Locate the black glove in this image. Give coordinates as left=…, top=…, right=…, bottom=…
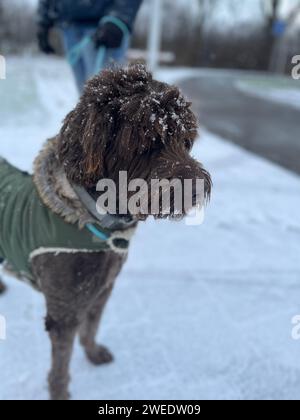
left=37, top=26, right=55, bottom=54
left=93, top=21, right=125, bottom=49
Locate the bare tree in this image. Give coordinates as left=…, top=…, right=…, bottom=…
left=197, top=0, right=220, bottom=35
left=0, top=0, right=4, bottom=37
left=263, top=0, right=281, bottom=24
left=260, top=0, right=300, bottom=70
left=197, top=0, right=220, bottom=65
left=258, top=0, right=283, bottom=69
left=0, top=0, right=36, bottom=52
left=286, top=2, right=300, bottom=27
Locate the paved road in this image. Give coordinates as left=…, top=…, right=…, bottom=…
left=179, top=70, right=300, bottom=175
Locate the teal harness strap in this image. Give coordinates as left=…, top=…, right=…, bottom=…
left=67, top=35, right=92, bottom=67
left=67, top=16, right=130, bottom=74
left=86, top=223, right=110, bottom=241
left=100, top=16, right=130, bottom=39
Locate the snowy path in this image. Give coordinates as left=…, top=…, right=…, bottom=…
left=1, top=57, right=300, bottom=400
left=179, top=70, right=300, bottom=175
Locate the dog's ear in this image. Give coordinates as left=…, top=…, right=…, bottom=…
left=80, top=106, right=108, bottom=182
left=58, top=65, right=153, bottom=186
left=58, top=102, right=108, bottom=187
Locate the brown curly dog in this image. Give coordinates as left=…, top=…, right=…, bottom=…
left=0, top=65, right=211, bottom=400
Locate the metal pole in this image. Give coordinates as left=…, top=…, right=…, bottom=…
left=147, top=0, right=163, bottom=74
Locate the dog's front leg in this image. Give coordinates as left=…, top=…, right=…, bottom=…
left=31, top=251, right=125, bottom=399
left=31, top=253, right=92, bottom=400
left=79, top=284, right=114, bottom=365
left=79, top=254, right=124, bottom=366
left=46, top=315, right=78, bottom=400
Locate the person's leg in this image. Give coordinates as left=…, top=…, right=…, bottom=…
left=79, top=27, right=100, bottom=83
left=63, top=25, right=112, bottom=89
left=62, top=24, right=131, bottom=92
left=61, top=26, right=87, bottom=92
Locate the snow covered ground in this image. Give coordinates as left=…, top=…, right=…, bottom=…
left=1, top=57, right=300, bottom=400
left=236, top=79, right=300, bottom=110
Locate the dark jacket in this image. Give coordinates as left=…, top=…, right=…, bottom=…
left=37, top=0, right=143, bottom=31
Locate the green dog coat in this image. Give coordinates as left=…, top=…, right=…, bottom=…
left=0, top=140, right=135, bottom=286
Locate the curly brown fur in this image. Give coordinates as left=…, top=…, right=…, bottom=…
left=58, top=64, right=211, bottom=217
left=2, top=64, right=211, bottom=400
left=31, top=250, right=124, bottom=400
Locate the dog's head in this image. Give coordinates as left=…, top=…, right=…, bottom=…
left=58, top=64, right=211, bottom=220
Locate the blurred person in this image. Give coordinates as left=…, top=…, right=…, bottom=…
left=37, top=0, right=143, bottom=92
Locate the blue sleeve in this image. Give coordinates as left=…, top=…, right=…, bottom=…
left=107, top=0, right=143, bottom=32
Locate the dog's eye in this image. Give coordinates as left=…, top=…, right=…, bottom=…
left=184, top=139, right=193, bottom=151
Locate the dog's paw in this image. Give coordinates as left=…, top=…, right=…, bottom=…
left=50, top=391, right=71, bottom=401
left=86, top=345, right=114, bottom=366
left=48, top=374, right=71, bottom=401
left=0, top=279, right=6, bottom=295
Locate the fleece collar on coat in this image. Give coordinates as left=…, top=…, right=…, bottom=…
left=33, top=138, right=137, bottom=254
left=33, top=137, right=95, bottom=229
